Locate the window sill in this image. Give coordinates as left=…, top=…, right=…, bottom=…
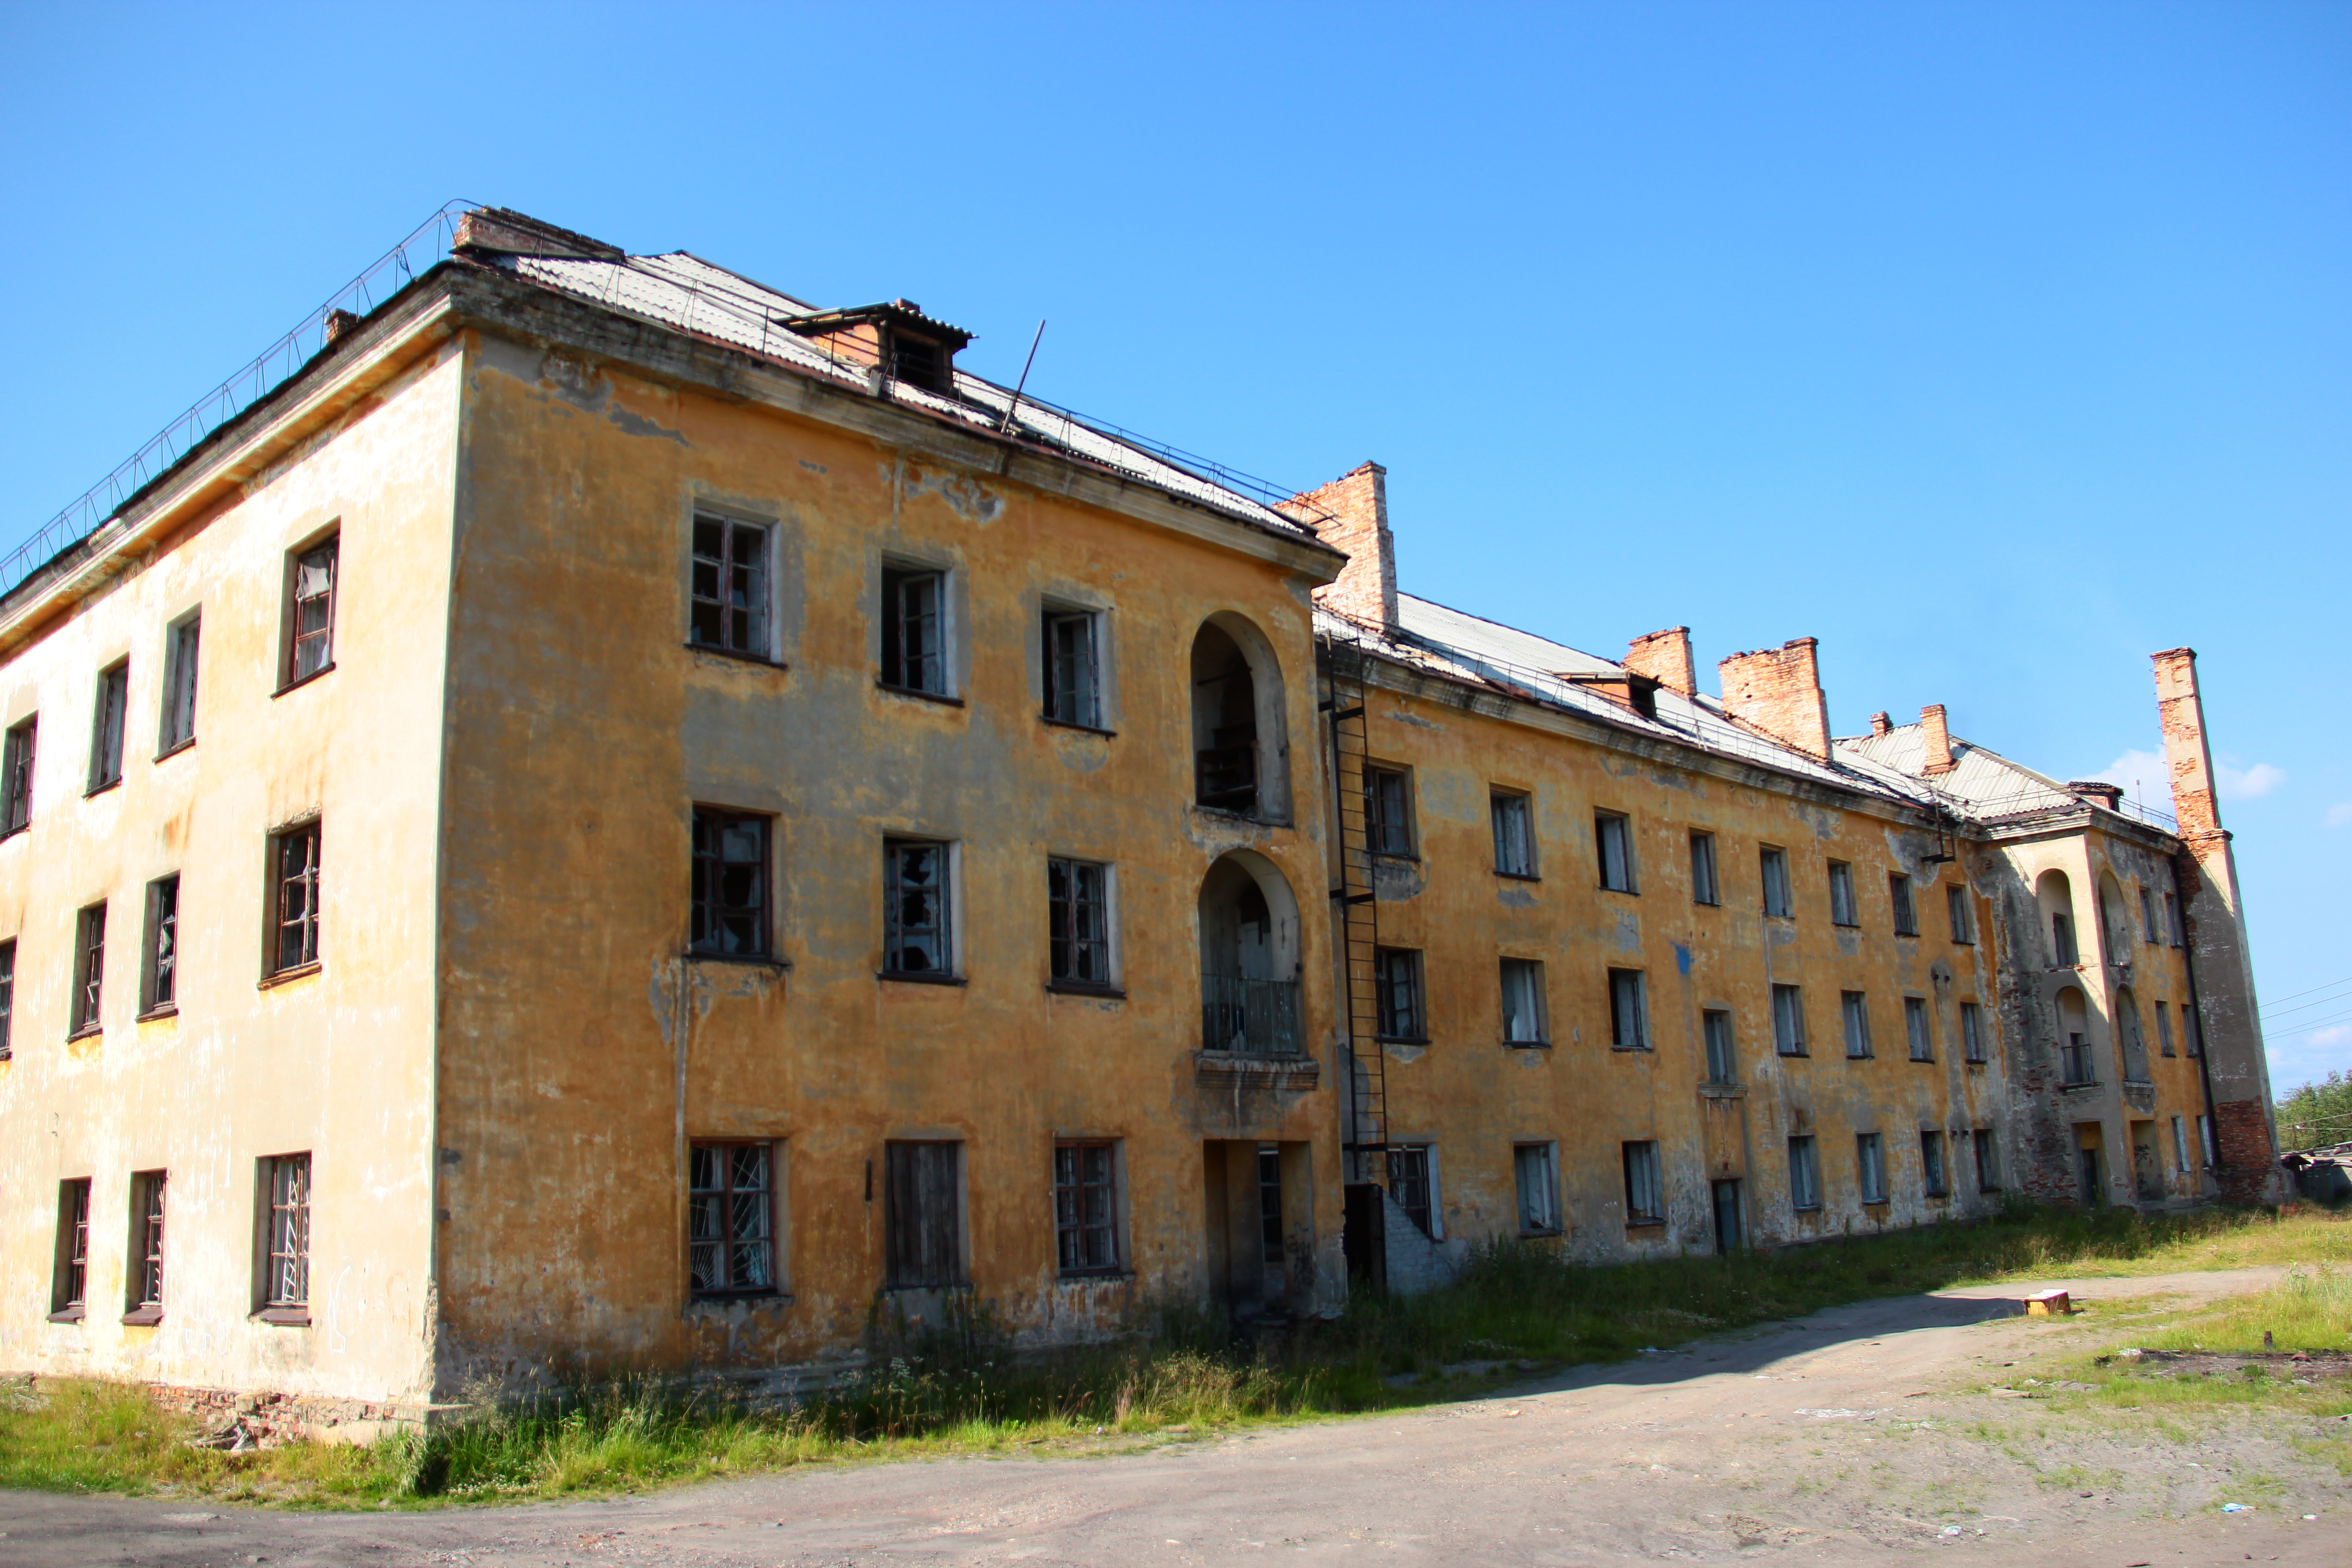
left=1625, top=1218, right=1667, bottom=1230
left=878, top=970, right=967, bottom=987
left=1764, top=911, right=1795, bottom=921
left=1376, top=1035, right=1431, bottom=1047
left=1909, top=1055, right=1936, bottom=1065
left=1503, top=1039, right=1551, bottom=1050
left=66, top=1024, right=102, bottom=1043
left=1598, top=885, right=1641, bottom=897
left=2060, top=1080, right=2101, bottom=1091
left=1831, top=920, right=1859, bottom=930
left=272, top=662, right=336, bottom=699
left=1792, top=1205, right=1823, bottom=1214
left=1056, top=1268, right=1134, bottom=1283
left=1860, top=1199, right=1890, bottom=1207
left=684, top=642, right=788, bottom=670
left=1041, top=715, right=1117, bottom=738
left=1924, top=1190, right=1951, bottom=1202
left=687, top=950, right=790, bottom=972
left=254, top=1307, right=311, bottom=1327
left=1692, top=897, right=1721, bottom=909
left=1194, top=1050, right=1318, bottom=1087
left=1950, top=938, right=1975, bottom=947
left=1965, top=1058, right=1989, bottom=1068
left=121, top=1305, right=164, bottom=1327
left=1845, top=1054, right=1873, bottom=1063
left=1494, top=870, right=1541, bottom=883
left=688, top=1289, right=789, bottom=1305
left=259, top=961, right=323, bottom=991
left=876, top=681, right=964, bottom=707
left=47, top=1307, right=85, bottom=1324
left=1190, top=804, right=1289, bottom=828
left=1046, top=980, right=1125, bottom=1000
left=154, top=737, right=196, bottom=764
left=1698, top=1082, right=1746, bottom=1098
left=1518, top=1226, right=1563, bottom=1239
left=0, top=824, right=24, bottom=843
left=137, top=1004, right=179, bottom=1023
left=883, top=1280, right=972, bottom=1294
left=1777, top=1049, right=1810, bottom=1059
left=1611, top=1044, right=1654, bottom=1053
left=85, top=778, right=122, bottom=799
left=1894, top=930, right=1921, bottom=941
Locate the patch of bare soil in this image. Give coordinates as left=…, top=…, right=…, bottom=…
left=2097, top=1348, right=2352, bottom=1380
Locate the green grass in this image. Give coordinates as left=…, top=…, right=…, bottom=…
left=4, top=1202, right=2343, bottom=1509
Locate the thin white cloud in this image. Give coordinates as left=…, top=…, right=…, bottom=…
left=2325, top=803, right=2352, bottom=830
left=2216, top=760, right=2285, bottom=800
left=2087, top=747, right=2285, bottom=810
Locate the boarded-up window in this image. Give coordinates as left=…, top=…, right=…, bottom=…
left=688, top=1142, right=777, bottom=1297
left=885, top=1141, right=963, bottom=1288
left=1054, top=1141, right=1120, bottom=1273
left=689, top=515, right=770, bottom=655
left=271, top=823, right=322, bottom=974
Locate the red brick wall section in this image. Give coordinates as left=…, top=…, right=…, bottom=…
left=1626, top=627, right=1696, bottom=697
left=2212, top=1098, right=2277, bottom=1205
left=1920, top=704, right=1957, bottom=774
left=1717, top=638, right=1831, bottom=761
left=2153, top=648, right=2223, bottom=841
left=1284, top=462, right=1396, bottom=632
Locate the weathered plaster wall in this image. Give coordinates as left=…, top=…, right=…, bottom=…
left=427, top=332, right=1344, bottom=1390
left=0, top=348, right=460, bottom=1405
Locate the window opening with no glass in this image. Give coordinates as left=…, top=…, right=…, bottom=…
left=159, top=615, right=201, bottom=754
left=88, top=662, right=127, bottom=792
left=260, top=1153, right=311, bottom=1316
left=690, top=810, right=770, bottom=957
left=1048, top=858, right=1111, bottom=987
left=52, top=1179, right=90, bottom=1318
left=881, top=567, right=946, bottom=694
left=884, top=839, right=952, bottom=976
left=271, top=823, right=321, bottom=975
left=2, top=718, right=36, bottom=836
left=128, top=1171, right=167, bottom=1318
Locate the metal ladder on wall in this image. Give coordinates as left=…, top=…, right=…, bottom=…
left=1321, top=636, right=1388, bottom=1186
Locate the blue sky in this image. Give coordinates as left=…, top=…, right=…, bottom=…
left=3, top=2, right=2345, bottom=1092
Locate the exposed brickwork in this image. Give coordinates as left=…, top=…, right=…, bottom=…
left=2212, top=1098, right=2278, bottom=1204
left=2068, top=780, right=2123, bottom=810
left=20, top=1377, right=437, bottom=1446
left=1284, top=462, right=1396, bottom=632
left=1625, top=627, right=1696, bottom=697
left=1869, top=710, right=1892, bottom=738
left=1717, top=638, right=1830, bottom=760
left=1920, top=704, right=1956, bottom=775
left=2153, top=648, right=2222, bottom=841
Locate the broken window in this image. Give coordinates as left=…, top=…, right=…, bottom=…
left=143, top=875, right=179, bottom=1014
left=1703, top=1009, right=1735, bottom=1084
left=1596, top=811, right=1635, bottom=892
left=2171, top=1116, right=2190, bottom=1174
left=1048, top=858, right=1112, bottom=988
left=2164, top=892, right=2185, bottom=947
left=270, top=822, right=322, bottom=975
left=1772, top=983, right=1807, bottom=1056
left=1946, top=883, right=1973, bottom=944
left=1759, top=846, right=1792, bottom=917
left=689, top=514, right=771, bottom=656
left=2050, top=911, right=2078, bottom=967
left=1856, top=1132, right=1887, bottom=1203
left=260, top=1153, right=310, bottom=1316
left=1920, top=1131, right=1948, bottom=1196
left=1364, top=766, right=1413, bottom=855
left=1514, top=1143, right=1560, bottom=1234
left=1042, top=608, right=1102, bottom=727
left=688, top=1142, right=777, bottom=1298
left=1961, top=1000, right=1986, bottom=1063
left=880, top=566, right=946, bottom=694
left=128, top=1171, right=166, bottom=1318
left=0, top=939, right=12, bottom=1058
left=1499, top=957, right=1547, bottom=1045
left=1689, top=831, right=1719, bottom=906
left=1191, top=622, right=1262, bottom=814
left=1608, top=968, right=1650, bottom=1049
left=1889, top=873, right=1918, bottom=936
left=690, top=809, right=770, bottom=958
left=2138, top=885, right=2160, bottom=943
left=1622, top=1141, right=1664, bottom=1225
left=87, top=661, right=127, bottom=793
left=2, top=717, right=34, bottom=836
left=52, top=1178, right=90, bottom=1319
left=1387, top=1146, right=1434, bottom=1237
left=2155, top=1001, right=2175, bottom=1057
left=884, top=1141, right=963, bottom=1288
left=1054, top=1141, right=1121, bottom=1274
left=1841, top=990, right=1872, bottom=1059
left=71, top=902, right=106, bottom=1036
left=1904, top=996, right=1932, bottom=1061
left=884, top=839, right=952, bottom=977
left=1827, top=860, right=1857, bottom=926
left=1786, top=1136, right=1821, bottom=1210
left=1373, top=947, right=1424, bottom=1040
left=285, top=536, right=338, bottom=686
left=1491, top=790, right=1534, bottom=877
left=158, top=613, right=200, bottom=755
left=1973, top=1129, right=2001, bottom=1191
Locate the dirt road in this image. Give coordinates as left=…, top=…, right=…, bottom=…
left=3, top=1266, right=2340, bottom=1567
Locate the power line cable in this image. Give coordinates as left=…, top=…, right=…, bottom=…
left=2260, top=974, right=2352, bottom=1009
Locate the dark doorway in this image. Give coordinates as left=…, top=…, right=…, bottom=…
left=1711, top=1179, right=1744, bottom=1254
left=2078, top=1144, right=2105, bottom=1209
left=1343, top=1181, right=1388, bottom=1289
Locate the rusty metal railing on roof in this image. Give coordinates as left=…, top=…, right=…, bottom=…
left=0, top=201, right=483, bottom=602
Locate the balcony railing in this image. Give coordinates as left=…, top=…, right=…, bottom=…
left=1201, top=973, right=1301, bottom=1055
left=2060, top=1042, right=2098, bottom=1086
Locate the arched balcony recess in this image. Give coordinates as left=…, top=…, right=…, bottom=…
left=1190, top=615, right=1290, bottom=822
left=1198, top=851, right=1302, bottom=1055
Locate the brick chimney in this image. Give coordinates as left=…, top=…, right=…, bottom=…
left=2153, top=648, right=2222, bottom=841
left=1716, top=638, right=1831, bottom=761
left=1869, top=711, right=1892, bottom=738
left=1284, top=462, right=1396, bottom=633
left=1626, top=627, right=1696, bottom=697
left=322, top=308, right=362, bottom=347
left=1920, top=704, right=1957, bottom=775
left=2068, top=780, right=2123, bottom=810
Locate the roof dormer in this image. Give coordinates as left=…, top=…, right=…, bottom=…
left=784, top=299, right=972, bottom=394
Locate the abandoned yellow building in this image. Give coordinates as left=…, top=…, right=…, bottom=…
left=0, top=209, right=2274, bottom=1423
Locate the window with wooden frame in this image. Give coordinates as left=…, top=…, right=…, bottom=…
left=688, top=514, right=772, bottom=657
left=2, top=717, right=35, bottom=837
left=1889, top=872, right=1919, bottom=936
left=1772, top=983, right=1806, bottom=1055
left=126, top=1171, right=166, bottom=1322
left=1786, top=1136, right=1821, bottom=1210
left=1607, top=968, right=1650, bottom=1049
left=690, top=809, right=771, bottom=958
left=2164, top=892, right=2185, bottom=947
left=1759, top=846, right=1793, bottom=917
left=884, top=1140, right=964, bottom=1289
left=1946, top=883, right=1973, bottom=943
left=1622, top=1140, right=1665, bottom=1225
left=2138, top=885, right=2161, bottom=944
left=883, top=838, right=953, bottom=977
left=1904, top=995, right=1932, bottom=1061
left=1514, top=1142, right=1561, bottom=1234
left=158, top=613, right=201, bottom=755
left=1047, top=857, right=1112, bottom=989
left=2182, top=1004, right=2203, bottom=1058
left=688, top=1142, right=778, bottom=1298
left=1387, top=1146, right=1435, bottom=1236
left=880, top=565, right=947, bottom=695
left=1856, top=1132, right=1888, bottom=1202
left=71, top=902, right=106, bottom=1037
left=1688, top=830, right=1719, bottom=906
left=1827, top=860, right=1858, bottom=926
left=1363, top=765, right=1413, bottom=856
left=88, top=661, right=128, bottom=793
left=1490, top=790, right=1535, bottom=877
left=284, top=536, right=338, bottom=686
left=51, top=1178, right=90, bottom=1320
left=1499, top=957, right=1547, bottom=1045
left=269, top=822, right=322, bottom=975
left=1054, top=1140, right=1121, bottom=1274
left=1595, top=811, right=1636, bottom=892
left=1840, top=991, right=1872, bottom=1058
left=2156, top=1000, right=2176, bottom=1057
left=0, top=938, right=14, bottom=1060
left=1961, top=1000, right=1986, bottom=1063
left=143, top=876, right=179, bottom=1014
left=1703, top=1009, right=1735, bottom=1084
left=1920, top=1131, right=1948, bottom=1197
left=1041, top=606, right=1103, bottom=728
left=1373, top=947, right=1425, bottom=1040
left=258, top=1153, right=310, bottom=1320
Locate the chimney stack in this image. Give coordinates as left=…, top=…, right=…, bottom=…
left=1284, top=462, right=1397, bottom=633
left=1716, top=638, right=1831, bottom=761
left=1626, top=627, right=1696, bottom=697
left=2153, top=648, right=2223, bottom=841
left=1869, top=711, right=1892, bottom=738
left=1920, top=704, right=1957, bottom=775
left=322, top=308, right=362, bottom=347
left=2068, top=780, right=2124, bottom=810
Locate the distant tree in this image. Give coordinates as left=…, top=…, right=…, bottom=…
left=2276, top=1070, right=2352, bottom=1152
